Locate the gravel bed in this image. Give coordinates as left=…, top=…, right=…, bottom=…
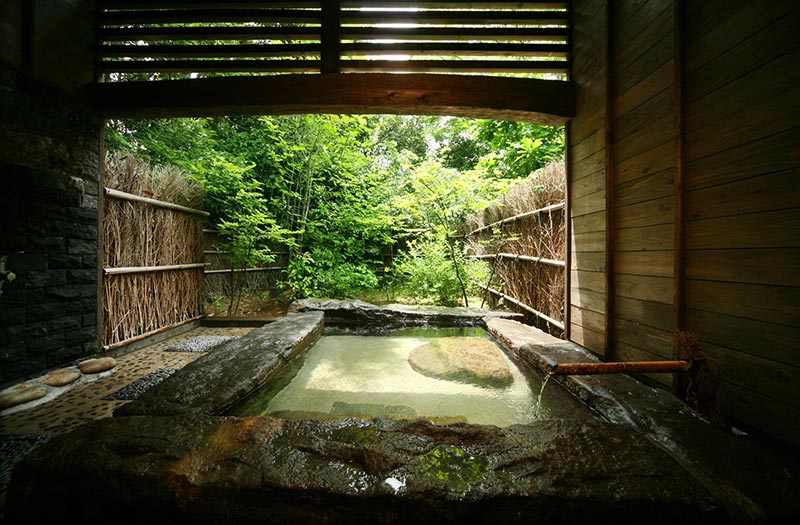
left=104, top=368, right=178, bottom=401
left=167, top=336, right=238, bottom=353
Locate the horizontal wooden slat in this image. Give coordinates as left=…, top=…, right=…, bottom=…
left=685, top=209, right=800, bottom=250
left=570, top=304, right=605, bottom=333
left=615, top=195, right=674, bottom=229
left=100, top=43, right=321, bottom=58
left=569, top=322, right=605, bottom=356
left=342, top=27, right=569, bottom=42
left=340, top=43, right=568, bottom=58
left=615, top=296, right=672, bottom=331
left=342, top=1, right=568, bottom=8
left=686, top=170, right=800, bottom=221
left=100, top=9, right=322, bottom=25
left=570, top=269, right=605, bottom=294
left=100, top=26, right=321, bottom=41
left=614, top=250, right=673, bottom=278
left=686, top=309, right=800, bottom=367
left=339, top=60, right=568, bottom=74
left=615, top=274, right=672, bottom=304
left=685, top=280, right=800, bottom=328
left=570, top=210, right=605, bottom=234
left=340, top=10, right=569, bottom=25
left=615, top=168, right=675, bottom=208
left=99, top=59, right=322, bottom=73
left=685, top=248, right=800, bottom=287
left=570, top=285, right=605, bottom=311
left=614, top=318, right=673, bottom=359
left=615, top=223, right=673, bottom=252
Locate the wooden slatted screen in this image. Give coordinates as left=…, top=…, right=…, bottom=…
left=98, top=0, right=569, bottom=78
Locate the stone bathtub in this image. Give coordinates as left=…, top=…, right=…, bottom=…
left=6, top=300, right=799, bottom=523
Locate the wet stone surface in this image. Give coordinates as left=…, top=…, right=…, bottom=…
left=6, top=415, right=725, bottom=524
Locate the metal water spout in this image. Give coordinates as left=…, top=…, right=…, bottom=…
left=550, top=360, right=691, bottom=376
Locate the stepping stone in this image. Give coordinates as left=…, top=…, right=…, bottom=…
left=78, top=357, right=117, bottom=374
left=0, top=384, right=49, bottom=409
left=37, top=369, right=81, bottom=387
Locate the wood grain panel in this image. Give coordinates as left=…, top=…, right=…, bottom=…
left=705, top=342, right=799, bottom=405
left=615, top=168, right=675, bottom=208
left=614, top=317, right=673, bottom=358
left=571, top=210, right=606, bottom=234
left=685, top=280, right=800, bottom=328
left=686, top=309, right=800, bottom=367
left=686, top=170, right=800, bottom=221
left=615, top=223, right=673, bottom=252
left=686, top=47, right=800, bottom=134
left=570, top=252, right=605, bottom=272
left=615, top=195, right=674, bottom=229
left=616, top=274, right=672, bottom=304
left=571, top=128, right=604, bottom=163
left=615, top=250, right=673, bottom=278
left=571, top=188, right=606, bottom=217
left=614, top=84, right=674, bottom=141
left=615, top=113, right=674, bottom=162
left=614, top=60, right=672, bottom=119
left=685, top=125, right=800, bottom=192
left=570, top=286, right=605, bottom=313
left=570, top=269, right=606, bottom=294
left=615, top=32, right=673, bottom=96
left=615, top=295, right=672, bottom=331
left=685, top=209, right=800, bottom=250
left=571, top=167, right=606, bottom=199
left=571, top=230, right=605, bottom=253
left=613, top=2, right=672, bottom=74
left=616, top=140, right=675, bottom=186
left=570, top=321, right=606, bottom=355
left=570, top=304, right=606, bottom=333
left=715, top=381, right=800, bottom=449
left=685, top=248, right=800, bottom=286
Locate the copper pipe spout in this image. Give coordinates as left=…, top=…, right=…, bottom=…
left=551, top=360, right=691, bottom=376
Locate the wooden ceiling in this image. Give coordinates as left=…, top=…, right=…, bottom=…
left=93, top=1, right=574, bottom=122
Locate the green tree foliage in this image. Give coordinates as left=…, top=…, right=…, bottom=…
left=105, top=114, right=564, bottom=305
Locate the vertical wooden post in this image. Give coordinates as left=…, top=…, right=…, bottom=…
left=672, top=0, right=687, bottom=392
left=603, top=0, right=616, bottom=358
left=564, top=0, right=573, bottom=341
left=96, top=124, right=106, bottom=352
left=321, top=0, right=341, bottom=73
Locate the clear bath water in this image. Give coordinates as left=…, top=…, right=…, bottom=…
left=231, top=327, right=586, bottom=427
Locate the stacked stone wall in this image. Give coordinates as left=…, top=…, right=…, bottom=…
left=0, top=65, right=101, bottom=384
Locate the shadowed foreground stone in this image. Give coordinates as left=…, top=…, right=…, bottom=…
left=408, top=337, right=513, bottom=387
left=6, top=415, right=724, bottom=524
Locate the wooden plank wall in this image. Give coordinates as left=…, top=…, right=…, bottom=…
left=568, top=0, right=608, bottom=356
left=569, top=0, right=800, bottom=448
left=0, top=0, right=96, bottom=95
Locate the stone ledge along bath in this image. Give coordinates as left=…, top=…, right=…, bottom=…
left=6, top=301, right=800, bottom=523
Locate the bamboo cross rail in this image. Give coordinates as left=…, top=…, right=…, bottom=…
left=479, top=284, right=565, bottom=330
left=468, top=252, right=565, bottom=268
left=104, top=187, right=210, bottom=217
left=204, top=266, right=287, bottom=275
left=551, top=360, right=691, bottom=376
left=466, top=201, right=565, bottom=237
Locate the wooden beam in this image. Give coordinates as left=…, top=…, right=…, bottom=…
left=104, top=187, right=210, bottom=216
left=321, top=0, right=341, bottom=73
left=88, top=74, right=575, bottom=125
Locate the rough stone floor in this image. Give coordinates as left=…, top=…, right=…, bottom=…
left=0, top=326, right=253, bottom=508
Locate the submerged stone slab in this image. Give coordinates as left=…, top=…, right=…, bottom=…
left=291, top=298, right=522, bottom=331
left=115, top=311, right=323, bottom=417
left=408, top=336, right=513, bottom=388
left=6, top=415, right=724, bottom=524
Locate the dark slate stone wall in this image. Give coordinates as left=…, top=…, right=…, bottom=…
left=0, top=65, right=101, bottom=384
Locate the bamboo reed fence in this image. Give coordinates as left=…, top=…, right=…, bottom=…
left=102, top=153, right=207, bottom=346
left=465, top=160, right=566, bottom=336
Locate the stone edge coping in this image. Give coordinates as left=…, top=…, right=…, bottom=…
left=114, top=311, right=324, bottom=418
left=485, top=317, right=800, bottom=522
left=291, top=298, right=524, bottom=325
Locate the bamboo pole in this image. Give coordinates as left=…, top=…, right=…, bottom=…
left=466, top=201, right=565, bottom=237
left=102, top=314, right=206, bottom=352
left=479, top=284, right=565, bottom=330
left=104, top=263, right=207, bottom=275
left=104, top=187, right=210, bottom=217
left=469, top=253, right=565, bottom=268
left=551, top=360, right=690, bottom=376
left=204, top=266, right=287, bottom=275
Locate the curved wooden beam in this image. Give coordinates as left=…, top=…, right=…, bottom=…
left=89, top=73, right=574, bottom=124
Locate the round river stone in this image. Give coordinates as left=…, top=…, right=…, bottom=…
left=408, top=336, right=513, bottom=388
left=0, top=384, right=49, bottom=409
left=78, top=357, right=117, bottom=374
left=38, top=369, right=81, bottom=387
